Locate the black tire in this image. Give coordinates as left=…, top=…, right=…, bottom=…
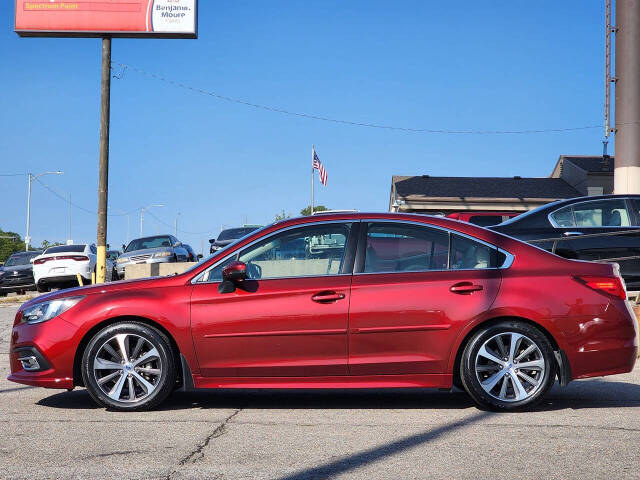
left=0, top=291, right=6, bottom=297
left=36, top=282, right=49, bottom=293
left=81, top=322, right=177, bottom=411
left=460, top=320, right=556, bottom=411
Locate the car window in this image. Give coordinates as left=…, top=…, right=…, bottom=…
left=125, top=236, right=173, bottom=252
left=44, top=245, right=86, bottom=254
left=450, top=234, right=497, bottom=270
left=549, top=205, right=574, bottom=227
left=237, top=223, right=351, bottom=279
left=364, top=223, right=449, bottom=273
left=572, top=199, right=630, bottom=227
left=468, top=215, right=503, bottom=227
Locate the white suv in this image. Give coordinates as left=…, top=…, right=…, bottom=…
left=33, top=244, right=114, bottom=292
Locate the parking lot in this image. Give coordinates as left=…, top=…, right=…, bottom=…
left=0, top=304, right=638, bottom=479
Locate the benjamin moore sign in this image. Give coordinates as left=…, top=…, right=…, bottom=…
left=15, top=0, right=198, bottom=38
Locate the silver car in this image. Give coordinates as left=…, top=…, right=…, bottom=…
left=116, top=234, right=189, bottom=279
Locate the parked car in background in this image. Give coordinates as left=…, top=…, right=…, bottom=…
left=183, top=244, right=200, bottom=262
left=9, top=213, right=637, bottom=411
left=490, top=194, right=640, bottom=290
left=447, top=211, right=519, bottom=227
left=0, top=250, right=42, bottom=296
left=116, top=234, right=189, bottom=279
left=106, top=250, right=121, bottom=263
left=33, top=244, right=114, bottom=292
left=209, top=226, right=262, bottom=254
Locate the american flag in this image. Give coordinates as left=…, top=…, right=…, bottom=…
left=313, top=150, right=328, bottom=186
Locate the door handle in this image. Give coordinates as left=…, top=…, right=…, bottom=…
left=563, top=231, right=583, bottom=237
left=311, top=291, right=346, bottom=303
left=450, top=282, right=483, bottom=295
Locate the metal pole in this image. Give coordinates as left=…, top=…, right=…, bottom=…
left=25, top=173, right=32, bottom=251
left=68, top=193, right=72, bottom=243
left=605, top=0, right=613, bottom=141
left=140, top=208, right=144, bottom=237
left=311, top=145, right=315, bottom=215
left=615, top=0, right=640, bottom=193
left=96, top=37, right=111, bottom=283
left=126, top=214, right=130, bottom=245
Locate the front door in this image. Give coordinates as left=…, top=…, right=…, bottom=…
left=191, top=222, right=357, bottom=377
left=348, top=222, right=501, bottom=375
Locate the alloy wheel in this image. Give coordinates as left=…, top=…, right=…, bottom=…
left=474, top=332, right=545, bottom=402
left=92, top=333, right=163, bottom=403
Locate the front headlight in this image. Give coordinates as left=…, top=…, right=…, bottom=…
left=153, top=251, right=172, bottom=258
left=116, top=257, right=128, bottom=264
left=21, top=296, right=85, bottom=325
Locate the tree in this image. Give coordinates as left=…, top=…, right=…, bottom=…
left=274, top=209, right=292, bottom=222
left=40, top=240, right=64, bottom=250
left=0, top=228, right=26, bottom=264
left=300, top=205, right=329, bottom=216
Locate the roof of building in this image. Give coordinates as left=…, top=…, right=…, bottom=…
left=555, top=155, right=614, bottom=175
left=392, top=175, right=582, bottom=200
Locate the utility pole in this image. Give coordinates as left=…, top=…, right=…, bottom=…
left=96, top=37, right=111, bottom=283
left=68, top=193, right=72, bottom=244
left=25, top=171, right=63, bottom=251
left=615, top=0, right=640, bottom=193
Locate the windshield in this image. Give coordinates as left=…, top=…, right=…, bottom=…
left=45, top=245, right=86, bottom=254
left=217, top=227, right=259, bottom=242
left=125, top=236, right=173, bottom=252
left=4, top=252, right=40, bottom=266
left=497, top=200, right=562, bottom=226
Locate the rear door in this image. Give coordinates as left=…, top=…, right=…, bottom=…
left=348, top=221, right=502, bottom=375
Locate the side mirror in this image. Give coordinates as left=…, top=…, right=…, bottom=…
left=197, top=254, right=203, bottom=260
left=122, top=244, right=126, bottom=251
left=222, top=261, right=247, bottom=283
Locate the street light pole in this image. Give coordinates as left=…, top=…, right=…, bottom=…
left=139, top=204, right=164, bottom=237
left=25, top=170, right=63, bottom=251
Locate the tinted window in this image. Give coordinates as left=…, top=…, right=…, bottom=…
left=4, top=252, right=40, bottom=266
left=237, top=224, right=350, bottom=279
left=468, top=216, right=503, bottom=227
left=90, top=245, right=97, bottom=255
left=572, top=199, right=630, bottom=227
left=45, top=245, right=86, bottom=254
left=450, top=235, right=497, bottom=270
left=217, top=227, right=259, bottom=241
left=125, top=236, right=172, bottom=252
left=364, top=223, right=449, bottom=273
left=550, top=206, right=574, bottom=227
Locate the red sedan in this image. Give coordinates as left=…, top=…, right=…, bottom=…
left=8, top=213, right=638, bottom=411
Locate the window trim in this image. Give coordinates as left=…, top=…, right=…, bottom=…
left=548, top=197, right=634, bottom=229
left=191, top=220, right=356, bottom=284
left=354, top=219, right=514, bottom=275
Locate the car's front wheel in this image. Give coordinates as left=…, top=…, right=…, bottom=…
left=460, top=321, right=556, bottom=411
left=81, top=322, right=177, bottom=411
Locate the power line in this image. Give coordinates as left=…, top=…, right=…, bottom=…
left=113, top=61, right=604, bottom=135
left=145, top=209, right=211, bottom=235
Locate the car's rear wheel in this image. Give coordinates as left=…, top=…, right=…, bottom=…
left=81, top=322, right=177, bottom=411
left=36, top=282, right=49, bottom=293
left=460, top=321, right=556, bottom=411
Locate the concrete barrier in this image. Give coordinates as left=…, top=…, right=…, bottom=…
left=124, top=262, right=197, bottom=280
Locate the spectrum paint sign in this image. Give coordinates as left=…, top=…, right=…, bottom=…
left=15, top=0, right=197, bottom=38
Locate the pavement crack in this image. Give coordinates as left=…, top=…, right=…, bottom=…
left=166, top=408, right=242, bottom=479
left=81, top=449, right=147, bottom=460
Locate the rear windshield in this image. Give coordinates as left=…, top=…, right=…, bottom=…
left=4, top=252, right=41, bottom=266
left=125, top=236, right=173, bottom=252
left=217, top=227, right=259, bottom=241
left=45, top=245, right=86, bottom=254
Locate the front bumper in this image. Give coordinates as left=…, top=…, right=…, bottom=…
left=0, top=276, right=35, bottom=292
left=8, top=314, right=81, bottom=390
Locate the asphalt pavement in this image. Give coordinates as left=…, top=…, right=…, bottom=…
left=1, top=303, right=639, bottom=480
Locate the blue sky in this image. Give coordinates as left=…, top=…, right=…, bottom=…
left=0, top=1, right=607, bottom=254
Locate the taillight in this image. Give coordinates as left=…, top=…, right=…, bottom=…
left=33, top=255, right=88, bottom=264
left=34, top=258, right=48, bottom=265
left=70, top=255, right=89, bottom=261
left=575, top=276, right=627, bottom=300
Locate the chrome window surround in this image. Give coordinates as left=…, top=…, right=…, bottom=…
left=191, top=220, right=354, bottom=284
left=357, top=218, right=514, bottom=275
left=548, top=197, right=634, bottom=229
left=191, top=219, right=515, bottom=284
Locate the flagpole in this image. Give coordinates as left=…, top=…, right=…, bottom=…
left=311, top=145, right=315, bottom=215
